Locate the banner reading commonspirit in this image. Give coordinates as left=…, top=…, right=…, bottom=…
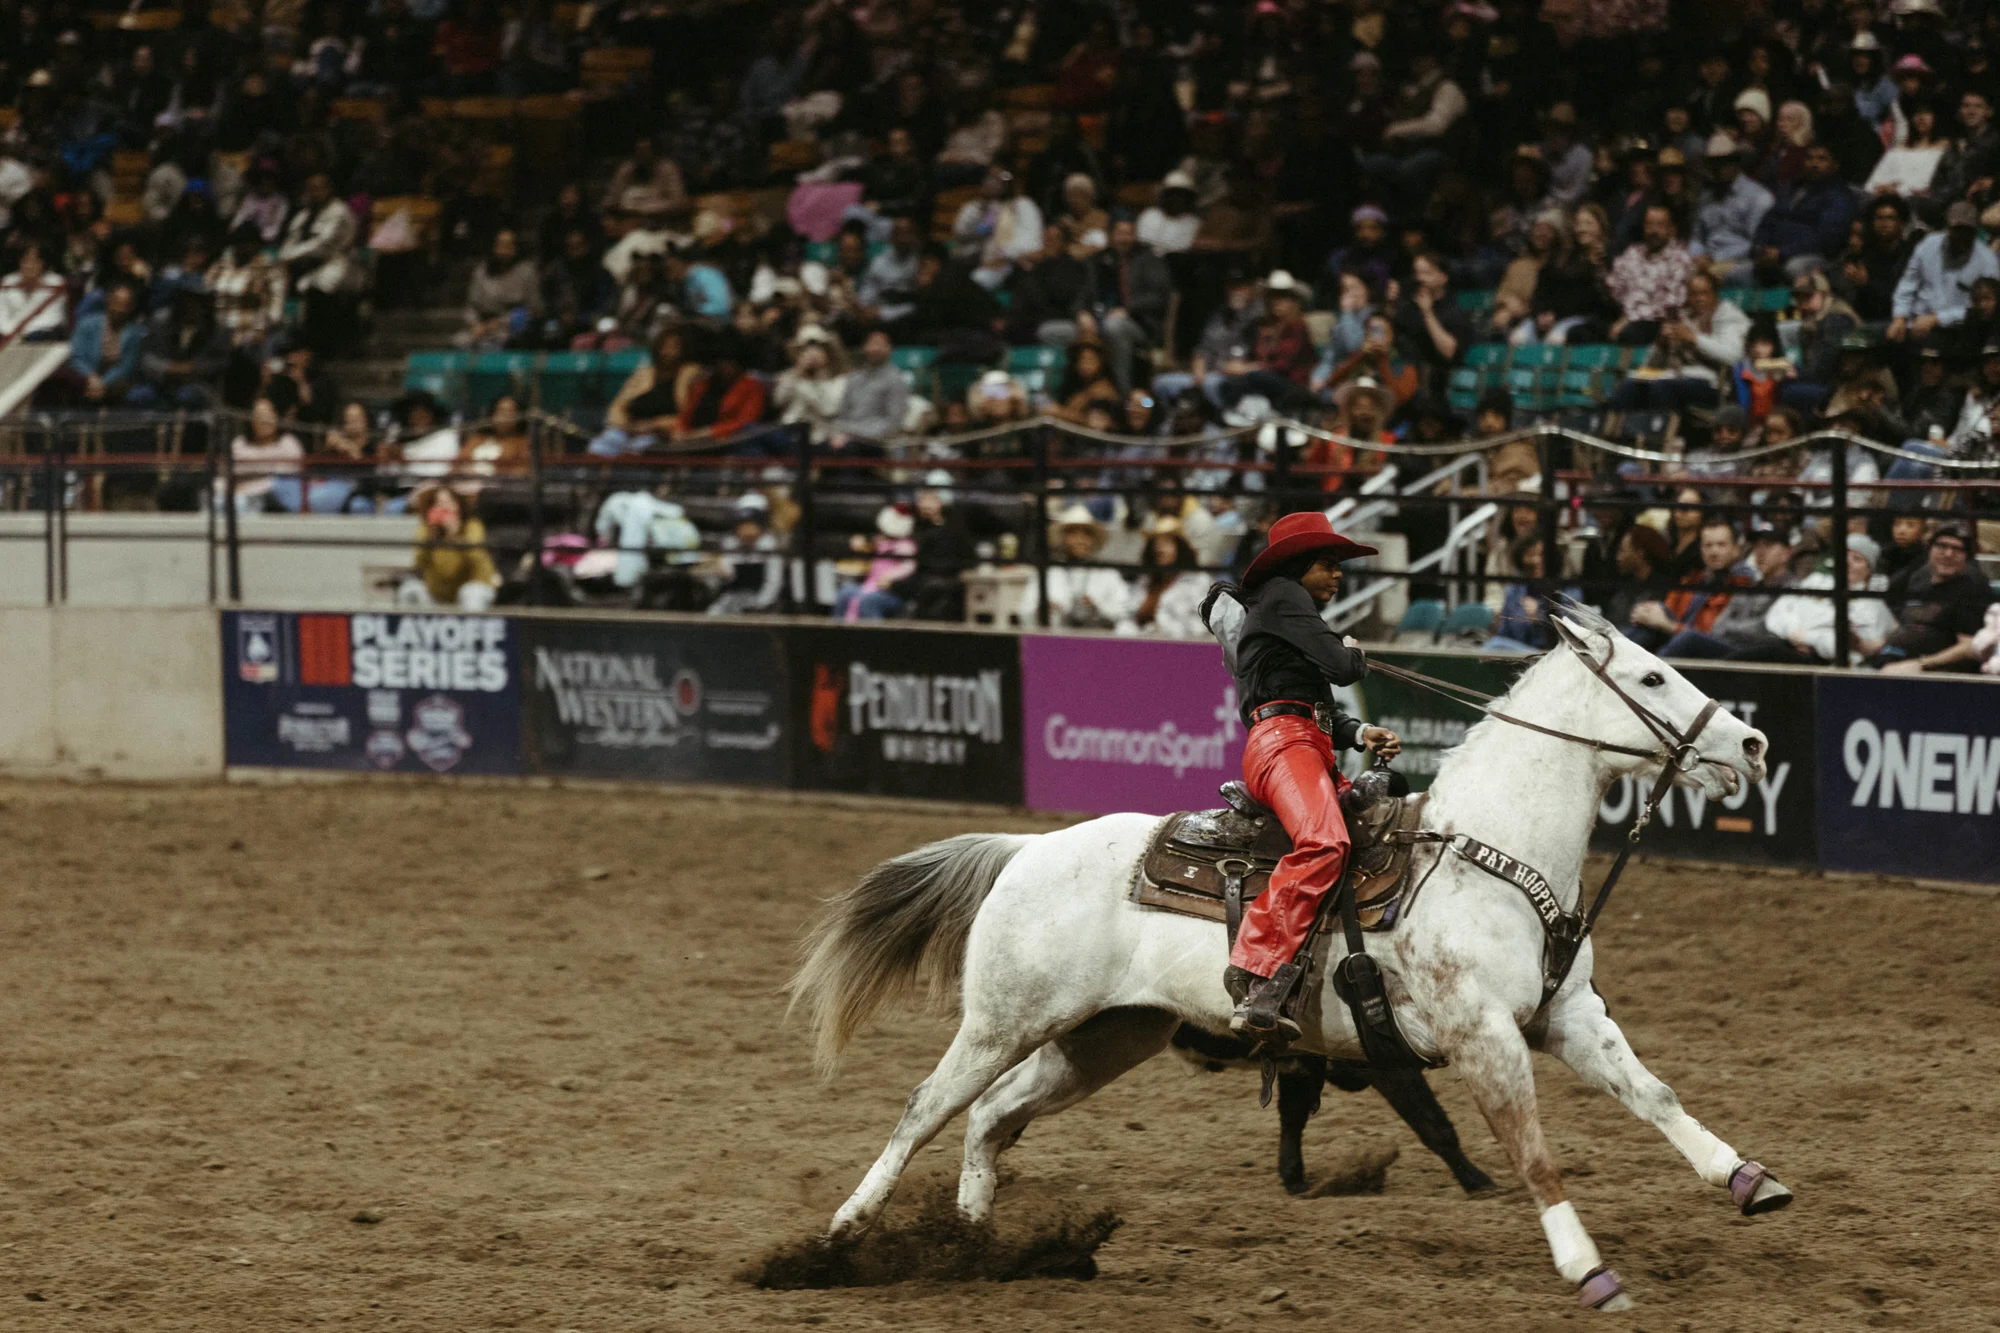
left=222, top=610, right=523, bottom=774
left=1021, top=635, right=1245, bottom=815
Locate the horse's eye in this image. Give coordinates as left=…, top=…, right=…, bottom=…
left=1641, top=672, right=1665, bottom=688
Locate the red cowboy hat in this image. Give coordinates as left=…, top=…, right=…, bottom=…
left=1241, top=512, right=1378, bottom=588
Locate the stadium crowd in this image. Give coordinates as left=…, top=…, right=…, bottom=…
left=0, top=0, right=1996, bottom=668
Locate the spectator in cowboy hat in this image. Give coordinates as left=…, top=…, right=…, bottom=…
left=1130, top=516, right=1210, bottom=639
left=1689, top=131, right=1773, bottom=286
left=1215, top=270, right=1315, bottom=412
left=1021, top=503, right=1137, bottom=632
left=1137, top=170, right=1201, bottom=256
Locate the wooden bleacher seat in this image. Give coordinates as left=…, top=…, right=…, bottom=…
left=1004, top=84, right=1054, bottom=110
left=768, top=139, right=821, bottom=173
left=1117, top=181, right=1159, bottom=211
left=452, top=97, right=516, bottom=121
left=104, top=197, right=144, bottom=226
left=331, top=98, right=388, bottom=123
left=580, top=47, right=653, bottom=92
left=516, top=94, right=580, bottom=120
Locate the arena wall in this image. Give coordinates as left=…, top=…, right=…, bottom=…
left=0, top=606, right=222, bottom=778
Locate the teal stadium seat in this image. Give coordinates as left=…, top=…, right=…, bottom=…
left=1753, top=287, right=1794, bottom=313
left=1510, top=343, right=1563, bottom=369
left=1396, top=599, right=1448, bottom=639
left=1440, top=601, right=1495, bottom=641
left=1556, top=369, right=1598, bottom=408
left=536, top=351, right=599, bottom=413
left=890, top=345, right=939, bottom=394
left=1447, top=366, right=1482, bottom=412
left=403, top=351, right=467, bottom=405
left=467, top=351, right=537, bottom=414
left=1455, top=290, right=1496, bottom=314
left=1008, top=345, right=1064, bottom=396
left=1465, top=343, right=1508, bottom=369
left=1562, top=343, right=1620, bottom=371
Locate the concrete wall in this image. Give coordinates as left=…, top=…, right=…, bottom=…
left=0, top=514, right=415, bottom=609
left=0, top=607, right=222, bottom=778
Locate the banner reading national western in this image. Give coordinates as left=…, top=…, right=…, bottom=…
left=1022, top=635, right=1244, bottom=815
left=786, top=625, right=1023, bottom=803
left=520, top=618, right=788, bottom=785
left=1815, top=673, right=2000, bottom=885
left=222, top=610, right=522, bottom=774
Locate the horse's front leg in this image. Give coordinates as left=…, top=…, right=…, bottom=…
left=1447, top=1008, right=1633, bottom=1311
left=1542, top=982, right=1794, bottom=1216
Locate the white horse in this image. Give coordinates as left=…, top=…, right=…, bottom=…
left=791, top=610, right=1791, bottom=1311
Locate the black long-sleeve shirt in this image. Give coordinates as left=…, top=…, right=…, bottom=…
left=1230, top=577, right=1367, bottom=747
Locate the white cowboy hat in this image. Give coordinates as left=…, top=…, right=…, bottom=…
left=1263, top=269, right=1308, bottom=297
left=1334, top=375, right=1394, bottom=414
left=1161, top=169, right=1197, bottom=191
left=1050, top=503, right=1108, bottom=551
left=875, top=504, right=914, bottom=539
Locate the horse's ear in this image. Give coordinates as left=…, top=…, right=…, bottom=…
left=1552, top=614, right=1600, bottom=649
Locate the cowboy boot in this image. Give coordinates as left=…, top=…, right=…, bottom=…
left=1226, top=965, right=1303, bottom=1044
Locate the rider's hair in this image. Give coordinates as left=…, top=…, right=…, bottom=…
left=1272, top=549, right=1330, bottom=585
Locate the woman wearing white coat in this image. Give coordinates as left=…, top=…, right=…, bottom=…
left=1762, top=535, right=1897, bottom=665
left=1130, top=516, right=1211, bottom=639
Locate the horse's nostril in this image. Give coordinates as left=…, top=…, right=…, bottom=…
left=1743, top=737, right=1763, bottom=756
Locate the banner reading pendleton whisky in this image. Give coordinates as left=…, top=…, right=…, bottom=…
left=519, top=618, right=788, bottom=785
left=786, top=625, right=1023, bottom=803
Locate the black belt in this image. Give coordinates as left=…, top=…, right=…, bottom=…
left=1250, top=701, right=1336, bottom=735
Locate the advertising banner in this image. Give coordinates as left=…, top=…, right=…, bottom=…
left=222, top=610, right=522, bottom=774
left=519, top=618, right=788, bottom=785
left=1815, top=674, right=2000, bottom=885
left=1589, top=665, right=1818, bottom=867
left=787, top=626, right=1022, bottom=803
left=1022, top=635, right=1244, bottom=815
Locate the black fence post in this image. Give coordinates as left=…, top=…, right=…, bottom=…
left=1537, top=426, right=1561, bottom=596
left=1032, top=423, right=1050, bottom=628
left=204, top=424, right=218, bottom=605
left=41, top=419, right=56, bottom=606
left=54, top=420, right=67, bottom=603
left=793, top=421, right=817, bottom=614
left=527, top=417, right=547, bottom=605
left=1829, top=432, right=1850, bottom=666
left=222, top=430, right=242, bottom=604
left=1273, top=421, right=1293, bottom=515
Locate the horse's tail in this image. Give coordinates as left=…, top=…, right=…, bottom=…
left=788, top=833, right=1032, bottom=1077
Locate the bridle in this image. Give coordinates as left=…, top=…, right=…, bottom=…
left=1364, top=621, right=1726, bottom=1012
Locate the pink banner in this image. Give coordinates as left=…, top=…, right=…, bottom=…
left=1021, top=634, right=1243, bottom=815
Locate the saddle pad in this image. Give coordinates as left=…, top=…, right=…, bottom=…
left=1132, top=793, right=1432, bottom=932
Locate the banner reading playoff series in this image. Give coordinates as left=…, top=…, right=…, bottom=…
left=519, top=619, right=788, bottom=785
left=786, top=626, right=1022, bottom=803
left=222, top=610, right=522, bottom=774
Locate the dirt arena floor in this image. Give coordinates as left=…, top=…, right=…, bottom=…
left=1, top=778, right=1995, bottom=1331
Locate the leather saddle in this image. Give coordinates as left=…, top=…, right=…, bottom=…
left=1132, top=780, right=1433, bottom=933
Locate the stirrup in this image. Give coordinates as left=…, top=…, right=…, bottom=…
left=1229, top=962, right=1304, bottom=1045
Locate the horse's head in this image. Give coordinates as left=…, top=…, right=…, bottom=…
left=1551, top=609, right=1768, bottom=801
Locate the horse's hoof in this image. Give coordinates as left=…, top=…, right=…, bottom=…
left=1729, top=1161, right=1795, bottom=1216
left=1457, top=1168, right=1500, bottom=1196
left=1577, top=1266, right=1630, bottom=1311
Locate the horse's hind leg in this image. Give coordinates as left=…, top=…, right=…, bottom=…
left=1362, top=1066, right=1498, bottom=1194
left=1542, top=984, right=1793, bottom=1216
left=1450, top=1009, right=1633, bottom=1311
left=957, top=1007, right=1178, bottom=1223
left=830, top=1021, right=1042, bottom=1239
left=1276, top=1058, right=1325, bottom=1194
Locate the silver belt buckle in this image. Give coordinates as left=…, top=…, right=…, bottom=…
left=1312, top=702, right=1337, bottom=736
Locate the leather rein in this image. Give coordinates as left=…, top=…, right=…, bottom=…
left=1365, top=623, right=1721, bottom=1012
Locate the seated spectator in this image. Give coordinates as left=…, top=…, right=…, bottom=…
left=1048, top=338, right=1118, bottom=424
left=1315, top=310, right=1417, bottom=407
left=1689, top=132, right=1774, bottom=286
left=1756, top=534, right=1896, bottom=665
left=1218, top=271, right=1316, bottom=411
left=1888, top=201, right=2000, bottom=347
left=135, top=278, right=227, bottom=410
left=968, top=369, right=1033, bottom=427
left=894, top=487, right=976, bottom=620
left=401, top=484, right=500, bottom=610
left=1487, top=210, right=1564, bottom=341
left=857, top=214, right=922, bottom=327
left=595, top=484, right=701, bottom=590
left=1879, top=514, right=1931, bottom=583
left=1081, top=217, right=1173, bottom=394
left=261, top=340, right=339, bottom=427
left=601, top=135, right=689, bottom=223
left=935, top=86, right=1009, bottom=187
left=1130, top=517, right=1209, bottom=638
left=589, top=326, right=699, bottom=458
left=229, top=396, right=306, bottom=511
left=1866, top=99, right=1947, bottom=198
left=676, top=331, right=771, bottom=451
left=1749, top=142, right=1856, bottom=280
left=706, top=493, right=785, bottom=617
left=863, top=129, right=932, bottom=221
left=1625, top=515, right=1754, bottom=651
left=1137, top=171, right=1201, bottom=256
left=0, top=243, right=68, bottom=341
left=1006, top=223, right=1092, bottom=347
left=1512, top=203, right=1616, bottom=346
left=1358, top=47, right=1466, bottom=217
left=1598, top=521, right=1676, bottom=635
left=953, top=166, right=1043, bottom=289
left=458, top=229, right=540, bottom=350
left=230, top=163, right=289, bottom=246
left=1389, top=251, right=1472, bottom=386
left=1611, top=270, right=1748, bottom=411
left=1483, top=536, right=1579, bottom=653
left=324, top=401, right=376, bottom=463
left=1055, top=175, right=1108, bottom=257
left=892, top=246, right=1005, bottom=362
left=208, top=223, right=285, bottom=403
left=1930, top=89, right=2000, bottom=213
left=277, top=172, right=359, bottom=358
left=1324, top=204, right=1395, bottom=295
left=542, top=229, right=616, bottom=345
left=56, top=282, right=146, bottom=406
left=1842, top=196, right=1914, bottom=324
left=1607, top=205, right=1696, bottom=346
left=1785, top=270, right=1861, bottom=411
left=1975, top=601, right=2000, bottom=675
left=1022, top=504, right=1136, bottom=632
left=390, top=391, right=462, bottom=480
left=1864, top=523, right=1996, bottom=673
left=773, top=324, right=849, bottom=449
left=1659, top=524, right=1798, bottom=658
left=835, top=504, right=918, bottom=620
left=827, top=330, right=908, bottom=457
left=1159, top=269, right=1262, bottom=403
left=664, top=243, right=734, bottom=321
left=460, top=394, right=530, bottom=476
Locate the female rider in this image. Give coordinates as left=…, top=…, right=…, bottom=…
left=1220, top=512, right=1402, bottom=1039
